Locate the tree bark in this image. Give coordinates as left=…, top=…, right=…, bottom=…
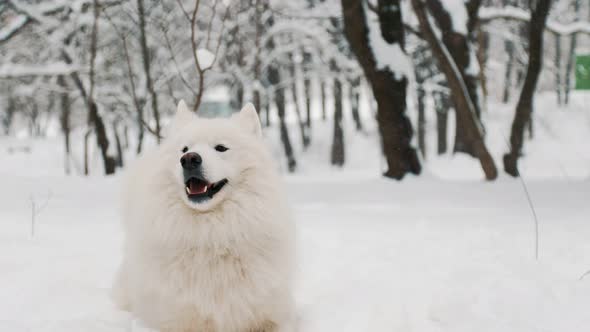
left=89, top=102, right=117, bottom=175
left=554, top=33, right=562, bottom=105
left=502, top=40, right=515, bottom=103
left=320, top=80, right=327, bottom=121
left=413, top=0, right=497, bottom=180
left=265, top=92, right=272, bottom=127
left=503, top=0, right=552, bottom=177
left=57, top=75, right=71, bottom=175
left=137, top=0, right=161, bottom=143
left=331, top=64, right=345, bottom=166
left=252, top=0, right=264, bottom=114
left=88, top=0, right=116, bottom=175
left=426, top=0, right=483, bottom=157
left=434, top=91, right=450, bottom=155
left=275, top=84, right=297, bottom=172
left=84, top=129, right=91, bottom=176
left=341, top=0, right=421, bottom=179
left=476, top=25, right=489, bottom=112
left=288, top=52, right=310, bottom=148
left=416, top=85, right=426, bottom=158
left=123, top=125, right=129, bottom=150
left=1, top=97, right=15, bottom=136
left=113, top=120, right=124, bottom=168
left=349, top=77, right=363, bottom=131
left=267, top=38, right=296, bottom=171
left=302, top=49, right=313, bottom=129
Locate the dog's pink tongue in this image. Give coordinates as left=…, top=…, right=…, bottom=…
left=189, top=181, right=207, bottom=195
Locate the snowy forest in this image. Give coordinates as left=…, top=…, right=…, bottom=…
left=2, top=1, right=590, bottom=331
left=1, top=0, right=589, bottom=180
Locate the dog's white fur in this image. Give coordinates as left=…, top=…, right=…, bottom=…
left=112, top=102, right=295, bottom=332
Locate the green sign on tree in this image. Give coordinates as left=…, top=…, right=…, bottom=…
left=575, top=55, right=590, bottom=90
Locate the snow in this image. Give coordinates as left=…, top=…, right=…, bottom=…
left=202, top=85, right=231, bottom=103
left=479, top=6, right=590, bottom=36
left=364, top=1, right=412, bottom=80
left=196, top=48, right=215, bottom=70
left=0, top=63, right=80, bottom=78
left=1, top=91, right=590, bottom=331
left=442, top=0, right=468, bottom=35
left=0, top=15, right=28, bottom=42
left=1, top=149, right=589, bottom=331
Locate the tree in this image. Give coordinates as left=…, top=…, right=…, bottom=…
left=341, top=0, right=421, bottom=179
left=504, top=0, right=552, bottom=177
left=412, top=0, right=498, bottom=180
left=331, top=60, right=345, bottom=166
left=57, top=75, right=71, bottom=175
left=349, top=76, right=363, bottom=131
left=136, top=0, right=161, bottom=142
left=425, top=0, right=484, bottom=157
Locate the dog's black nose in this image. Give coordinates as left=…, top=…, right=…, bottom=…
left=180, top=152, right=202, bottom=170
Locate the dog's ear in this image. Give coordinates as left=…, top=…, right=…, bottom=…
left=169, top=100, right=195, bottom=130
left=234, top=103, right=262, bottom=137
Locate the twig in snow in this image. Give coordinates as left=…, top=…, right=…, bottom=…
left=30, top=190, right=52, bottom=237
left=579, top=269, right=590, bottom=281
left=499, top=130, right=539, bottom=260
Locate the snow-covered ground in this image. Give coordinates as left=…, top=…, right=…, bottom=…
left=1, top=92, right=590, bottom=331
left=1, top=166, right=589, bottom=332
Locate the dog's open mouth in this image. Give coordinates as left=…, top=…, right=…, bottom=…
left=184, top=177, right=228, bottom=202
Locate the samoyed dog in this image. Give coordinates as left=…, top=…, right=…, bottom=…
left=112, top=101, right=296, bottom=332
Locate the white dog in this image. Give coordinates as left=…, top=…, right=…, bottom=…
left=112, top=101, right=296, bottom=332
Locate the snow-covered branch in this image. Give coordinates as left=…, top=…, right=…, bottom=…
left=0, top=63, right=81, bottom=78
left=0, top=15, right=29, bottom=43
left=480, top=6, right=590, bottom=36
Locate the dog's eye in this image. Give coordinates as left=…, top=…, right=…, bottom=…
left=214, top=144, right=229, bottom=152
left=181, top=146, right=188, bottom=153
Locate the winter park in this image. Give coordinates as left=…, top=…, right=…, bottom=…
left=1, top=0, right=590, bottom=331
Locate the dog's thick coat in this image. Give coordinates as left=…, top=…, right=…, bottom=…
left=112, top=102, right=295, bottom=332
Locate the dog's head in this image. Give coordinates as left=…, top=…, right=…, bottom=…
left=161, top=100, right=267, bottom=212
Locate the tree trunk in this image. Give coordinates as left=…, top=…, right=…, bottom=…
left=265, top=92, right=272, bottom=127
left=331, top=65, right=345, bottom=166
left=113, top=120, right=124, bottom=168
left=252, top=0, right=264, bottom=114
left=267, top=41, right=296, bottom=171
left=231, top=85, right=244, bottom=110
left=288, top=53, right=310, bottom=148
left=416, top=85, right=426, bottom=158
left=426, top=0, right=483, bottom=157
left=253, top=90, right=262, bottom=116
left=302, top=48, right=313, bottom=128
left=554, top=33, right=562, bottom=105
left=320, top=80, right=327, bottom=121
left=89, top=102, right=117, bottom=175
left=503, top=0, right=552, bottom=177
left=413, top=0, right=497, bottom=180
left=349, top=77, right=363, bottom=131
left=88, top=0, right=116, bottom=175
left=136, top=101, right=145, bottom=154
left=83, top=129, right=91, bottom=176
left=341, top=0, right=421, bottom=179
left=564, top=0, right=580, bottom=105
left=275, top=85, right=297, bottom=172
left=434, top=91, right=450, bottom=154
left=1, top=97, right=15, bottom=136
left=123, top=125, right=129, bottom=150
left=57, top=75, right=71, bottom=175
left=502, top=40, right=514, bottom=103
left=304, top=76, right=312, bottom=128
left=476, top=25, right=489, bottom=113
left=137, top=0, right=161, bottom=142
